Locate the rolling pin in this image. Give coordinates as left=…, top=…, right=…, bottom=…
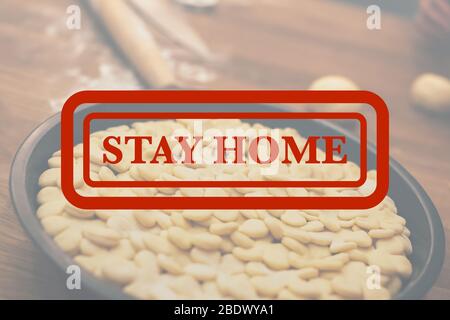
left=89, top=0, right=176, bottom=88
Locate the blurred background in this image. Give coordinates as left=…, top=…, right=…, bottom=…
left=0, top=0, right=449, bottom=299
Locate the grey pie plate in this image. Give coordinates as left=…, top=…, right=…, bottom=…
left=10, top=103, right=445, bottom=299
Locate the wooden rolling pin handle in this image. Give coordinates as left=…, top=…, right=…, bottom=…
left=90, top=0, right=176, bottom=88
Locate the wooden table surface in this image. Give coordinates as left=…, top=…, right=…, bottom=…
left=0, top=0, right=448, bottom=299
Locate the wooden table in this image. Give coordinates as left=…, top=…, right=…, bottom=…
left=0, top=0, right=448, bottom=299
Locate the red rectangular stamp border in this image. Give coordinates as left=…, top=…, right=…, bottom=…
left=83, top=112, right=367, bottom=188
left=61, top=90, right=389, bottom=210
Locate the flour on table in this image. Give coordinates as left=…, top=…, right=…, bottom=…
left=162, top=49, right=217, bottom=85
left=49, top=63, right=141, bottom=112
